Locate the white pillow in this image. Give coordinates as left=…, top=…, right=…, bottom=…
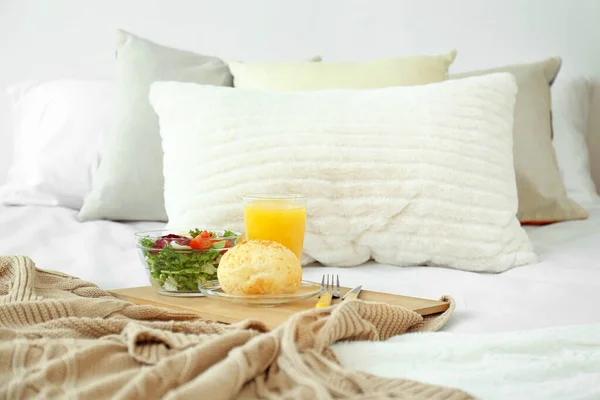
left=150, top=74, right=537, bottom=273
left=551, top=77, right=600, bottom=209
left=0, top=80, right=114, bottom=209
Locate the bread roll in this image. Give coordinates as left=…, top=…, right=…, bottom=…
left=218, top=239, right=302, bottom=295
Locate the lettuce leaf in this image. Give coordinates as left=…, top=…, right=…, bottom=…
left=143, top=244, right=221, bottom=291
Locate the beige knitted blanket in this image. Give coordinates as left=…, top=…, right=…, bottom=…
left=0, top=255, right=473, bottom=400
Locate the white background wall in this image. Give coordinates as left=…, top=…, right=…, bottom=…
left=1, top=0, right=600, bottom=184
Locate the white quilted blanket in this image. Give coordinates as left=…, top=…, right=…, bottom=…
left=333, top=323, right=600, bottom=400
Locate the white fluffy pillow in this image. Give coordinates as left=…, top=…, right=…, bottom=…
left=150, top=73, right=537, bottom=272
left=0, top=80, right=114, bottom=209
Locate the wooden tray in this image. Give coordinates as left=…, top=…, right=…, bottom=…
left=109, top=286, right=448, bottom=330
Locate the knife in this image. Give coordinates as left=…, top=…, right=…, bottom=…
left=342, top=285, right=362, bottom=301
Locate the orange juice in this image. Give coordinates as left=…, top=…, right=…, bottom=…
left=243, top=197, right=306, bottom=259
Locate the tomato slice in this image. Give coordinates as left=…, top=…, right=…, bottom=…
left=199, top=230, right=211, bottom=239
left=189, top=237, right=212, bottom=249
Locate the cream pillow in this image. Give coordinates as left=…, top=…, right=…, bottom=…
left=452, top=59, right=588, bottom=224
left=150, top=74, right=537, bottom=273
left=230, top=50, right=457, bottom=90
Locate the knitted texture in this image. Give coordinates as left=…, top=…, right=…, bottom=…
left=0, top=255, right=473, bottom=399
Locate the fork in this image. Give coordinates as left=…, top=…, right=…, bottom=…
left=315, top=274, right=340, bottom=308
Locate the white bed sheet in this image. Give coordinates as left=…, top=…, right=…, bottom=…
left=332, top=323, right=600, bottom=400
left=1, top=204, right=599, bottom=334
left=0, top=205, right=164, bottom=290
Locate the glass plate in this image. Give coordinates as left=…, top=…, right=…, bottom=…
left=198, top=280, right=323, bottom=307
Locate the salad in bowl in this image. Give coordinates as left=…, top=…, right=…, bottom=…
left=135, top=229, right=242, bottom=296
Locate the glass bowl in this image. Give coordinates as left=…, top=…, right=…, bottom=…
left=135, top=229, right=243, bottom=297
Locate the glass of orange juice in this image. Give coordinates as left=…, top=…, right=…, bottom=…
left=243, top=194, right=306, bottom=259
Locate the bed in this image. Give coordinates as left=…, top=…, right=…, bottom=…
left=3, top=202, right=600, bottom=335
left=2, top=203, right=600, bottom=399
left=2, top=1, right=600, bottom=398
